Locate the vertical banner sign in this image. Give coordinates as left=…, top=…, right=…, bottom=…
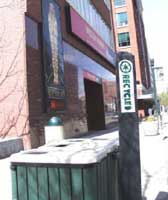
left=117, top=52, right=142, bottom=200
left=42, top=0, right=65, bottom=112
left=118, top=59, right=135, bottom=113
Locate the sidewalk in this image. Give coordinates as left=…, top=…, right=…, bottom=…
left=0, top=158, right=12, bottom=200
left=140, top=114, right=168, bottom=200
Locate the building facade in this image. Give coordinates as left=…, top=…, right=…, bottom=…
left=0, top=0, right=117, bottom=149
left=111, top=0, right=152, bottom=117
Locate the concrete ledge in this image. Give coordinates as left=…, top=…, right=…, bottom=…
left=0, top=138, right=23, bottom=159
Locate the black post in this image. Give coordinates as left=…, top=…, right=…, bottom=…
left=116, top=52, right=142, bottom=200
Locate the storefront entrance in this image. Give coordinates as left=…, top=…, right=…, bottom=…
left=84, top=78, right=105, bottom=131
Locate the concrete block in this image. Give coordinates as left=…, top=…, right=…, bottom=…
left=44, top=126, right=64, bottom=144
left=0, top=138, right=23, bottom=159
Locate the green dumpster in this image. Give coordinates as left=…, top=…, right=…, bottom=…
left=11, top=134, right=119, bottom=200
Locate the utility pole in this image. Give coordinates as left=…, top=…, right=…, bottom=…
left=117, top=52, right=142, bottom=200
left=150, top=59, right=163, bottom=133
left=151, top=59, right=159, bottom=112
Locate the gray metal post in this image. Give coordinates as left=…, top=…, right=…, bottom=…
left=151, top=66, right=158, bottom=114
left=116, top=52, right=142, bottom=200
left=151, top=65, right=163, bottom=133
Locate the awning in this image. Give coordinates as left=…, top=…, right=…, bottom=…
left=137, top=93, right=153, bottom=100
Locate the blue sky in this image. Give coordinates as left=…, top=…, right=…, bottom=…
left=142, top=0, right=168, bottom=85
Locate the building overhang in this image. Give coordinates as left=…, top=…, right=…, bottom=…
left=137, top=93, right=153, bottom=100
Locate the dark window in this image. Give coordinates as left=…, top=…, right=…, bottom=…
left=118, top=32, right=130, bottom=47
left=114, top=0, right=126, bottom=7
left=25, top=16, right=39, bottom=49
left=116, top=12, right=128, bottom=26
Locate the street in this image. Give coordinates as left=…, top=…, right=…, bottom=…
left=0, top=116, right=168, bottom=200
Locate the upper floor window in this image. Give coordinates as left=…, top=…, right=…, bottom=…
left=116, top=12, right=128, bottom=26
left=114, top=0, right=126, bottom=7
left=118, top=32, right=130, bottom=47
left=66, top=0, right=114, bottom=49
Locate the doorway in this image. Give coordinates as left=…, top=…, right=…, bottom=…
left=84, top=78, right=105, bottom=131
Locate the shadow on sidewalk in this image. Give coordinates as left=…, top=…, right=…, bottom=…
left=155, top=192, right=168, bottom=200
left=142, top=192, right=168, bottom=200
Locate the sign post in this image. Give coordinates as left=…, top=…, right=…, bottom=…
left=117, top=52, right=142, bottom=200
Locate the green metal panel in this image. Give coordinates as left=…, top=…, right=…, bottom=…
left=27, top=167, right=38, bottom=200
left=107, top=154, right=113, bottom=200
left=103, top=159, right=108, bottom=200
left=17, top=166, right=28, bottom=200
left=48, top=167, right=61, bottom=200
left=111, top=153, right=119, bottom=200
left=114, top=156, right=119, bottom=200
left=71, top=168, right=83, bottom=200
left=97, top=163, right=102, bottom=200
left=11, top=166, right=18, bottom=200
left=100, top=159, right=108, bottom=200
left=60, top=168, right=71, bottom=200
left=37, top=167, right=49, bottom=200
left=83, top=165, right=98, bottom=200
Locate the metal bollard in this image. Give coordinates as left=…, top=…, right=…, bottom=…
left=44, top=116, right=64, bottom=144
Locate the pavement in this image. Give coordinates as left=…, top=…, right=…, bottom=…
left=0, top=158, right=12, bottom=200
left=140, top=113, right=168, bottom=200
left=0, top=113, right=168, bottom=200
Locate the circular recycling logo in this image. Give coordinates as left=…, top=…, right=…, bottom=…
left=119, top=60, right=132, bottom=73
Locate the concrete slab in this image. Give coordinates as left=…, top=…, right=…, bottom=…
left=0, top=137, right=23, bottom=159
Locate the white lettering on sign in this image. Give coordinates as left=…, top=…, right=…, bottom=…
left=119, top=59, right=136, bottom=113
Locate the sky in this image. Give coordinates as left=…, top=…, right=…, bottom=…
left=142, top=0, right=168, bottom=91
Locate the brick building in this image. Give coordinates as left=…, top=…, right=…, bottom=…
left=0, top=0, right=117, bottom=149
left=111, top=0, right=153, bottom=117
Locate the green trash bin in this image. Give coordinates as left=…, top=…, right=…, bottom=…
left=11, top=134, right=119, bottom=200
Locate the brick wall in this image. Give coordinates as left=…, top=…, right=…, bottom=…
left=0, top=0, right=116, bottom=149
left=35, top=0, right=115, bottom=143
left=25, top=0, right=47, bottom=148
left=111, top=0, right=142, bottom=84
left=111, top=0, right=150, bottom=88
left=0, top=0, right=30, bottom=149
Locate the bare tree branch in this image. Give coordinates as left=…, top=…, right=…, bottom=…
left=0, top=32, right=25, bottom=87
left=0, top=1, right=28, bottom=139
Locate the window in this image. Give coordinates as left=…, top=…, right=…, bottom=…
left=118, top=32, right=130, bottom=47
left=116, top=12, right=128, bottom=26
left=114, top=0, right=126, bottom=7
left=66, top=0, right=114, bottom=49
left=25, top=16, right=39, bottom=49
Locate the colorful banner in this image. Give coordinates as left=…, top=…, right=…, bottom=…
left=42, top=0, right=65, bottom=112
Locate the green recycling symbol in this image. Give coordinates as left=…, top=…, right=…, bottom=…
left=120, top=61, right=131, bottom=73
